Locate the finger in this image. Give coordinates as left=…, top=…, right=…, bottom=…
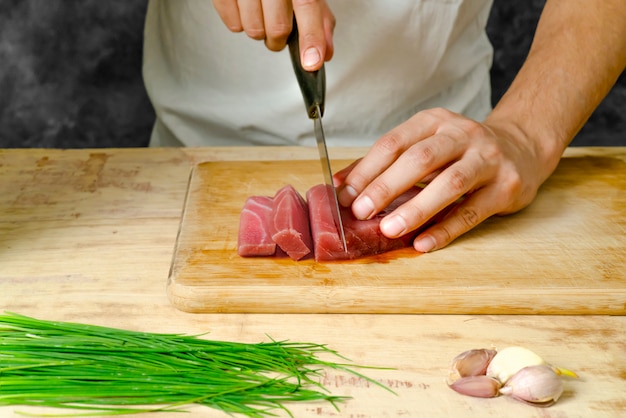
left=213, top=0, right=243, bottom=32
left=238, top=0, right=266, bottom=40
left=261, top=0, right=293, bottom=51
left=378, top=151, right=492, bottom=238
left=336, top=130, right=417, bottom=207
left=337, top=111, right=441, bottom=207
left=348, top=130, right=465, bottom=221
left=332, top=159, right=362, bottom=206
left=293, top=0, right=327, bottom=70
left=356, top=133, right=466, bottom=220
left=412, top=187, right=500, bottom=253
left=333, top=158, right=361, bottom=186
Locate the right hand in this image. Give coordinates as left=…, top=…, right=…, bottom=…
left=332, top=108, right=559, bottom=253
left=212, top=0, right=336, bottom=71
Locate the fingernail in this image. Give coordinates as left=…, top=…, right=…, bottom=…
left=338, top=185, right=358, bottom=206
left=352, top=195, right=375, bottom=220
left=380, top=215, right=406, bottom=237
left=302, top=47, right=321, bottom=69
left=414, top=235, right=436, bottom=253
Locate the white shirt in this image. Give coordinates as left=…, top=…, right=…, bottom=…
left=143, top=0, right=494, bottom=147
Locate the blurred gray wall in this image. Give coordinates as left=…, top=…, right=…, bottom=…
left=0, top=0, right=624, bottom=148
left=0, top=0, right=154, bottom=147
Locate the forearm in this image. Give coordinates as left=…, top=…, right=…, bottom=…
left=486, top=0, right=626, bottom=179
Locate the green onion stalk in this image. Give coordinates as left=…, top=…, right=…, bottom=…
left=0, top=312, right=394, bottom=417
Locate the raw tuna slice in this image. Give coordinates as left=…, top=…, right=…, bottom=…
left=306, top=184, right=423, bottom=261
left=270, top=185, right=313, bottom=261
left=237, top=196, right=276, bottom=257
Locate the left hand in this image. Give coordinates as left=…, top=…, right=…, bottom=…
left=334, top=107, right=554, bottom=253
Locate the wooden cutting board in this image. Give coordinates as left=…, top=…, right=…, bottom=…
left=168, top=153, right=626, bottom=314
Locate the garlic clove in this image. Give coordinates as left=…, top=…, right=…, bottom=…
left=499, top=365, right=564, bottom=407
left=449, top=375, right=501, bottom=398
left=486, top=346, right=546, bottom=384
left=447, top=348, right=497, bottom=384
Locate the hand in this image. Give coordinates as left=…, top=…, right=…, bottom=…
left=212, top=0, right=335, bottom=71
left=334, top=107, right=556, bottom=253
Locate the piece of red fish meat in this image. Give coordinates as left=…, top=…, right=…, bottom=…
left=237, top=195, right=276, bottom=257
left=306, top=184, right=422, bottom=261
left=270, top=185, right=313, bottom=261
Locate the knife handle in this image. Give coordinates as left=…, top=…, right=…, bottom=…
left=287, top=17, right=325, bottom=119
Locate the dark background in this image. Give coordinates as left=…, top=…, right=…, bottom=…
left=0, top=0, right=624, bottom=148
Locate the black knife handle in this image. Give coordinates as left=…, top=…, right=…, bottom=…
left=287, top=17, right=325, bottom=119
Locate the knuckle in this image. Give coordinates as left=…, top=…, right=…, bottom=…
left=460, top=116, right=484, bottom=134
left=429, top=206, right=479, bottom=249
left=433, top=224, right=454, bottom=247
left=340, top=160, right=365, bottom=189
left=245, top=27, right=266, bottom=40
left=366, top=181, right=395, bottom=204
left=402, top=201, right=429, bottom=226
left=505, top=172, right=523, bottom=195
left=456, top=205, right=480, bottom=229
left=265, top=23, right=291, bottom=43
left=498, top=170, right=525, bottom=203
left=374, top=132, right=405, bottom=158
left=409, top=143, right=437, bottom=168
left=432, top=107, right=455, bottom=117
left=346, top=171, right=369, bottom=192
left=498, top=172, right=538, bottom=213
left=299, top=30, right=323, bottom=45
left=265, top=41, right=284, bottom=51
left=446, top=168, right=471, bottom=193
left=421, top=107, right=454, bottom=121
left=482, top=143, right=503, bottom=164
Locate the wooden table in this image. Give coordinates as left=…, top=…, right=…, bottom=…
left=1, top=147, right=624, bottom=418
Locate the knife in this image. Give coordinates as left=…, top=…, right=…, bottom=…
left=287, top=19, right=347, bottom=252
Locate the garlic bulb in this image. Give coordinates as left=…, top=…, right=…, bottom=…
left=447, top=348, right=497, bottom=384
left=447, top=346, right=577, bottom=407
left=499, top=365, right=563, bottom=407
left=486, top=346, right=545, bottom=384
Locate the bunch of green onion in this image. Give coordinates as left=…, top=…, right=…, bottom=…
left=0, top=312, right=392, bottom=417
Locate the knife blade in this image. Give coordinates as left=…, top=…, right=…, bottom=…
left=287, top=20, right=347, bottom=252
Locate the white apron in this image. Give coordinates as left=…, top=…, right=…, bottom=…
left=143, top=0, right=494, bottom=147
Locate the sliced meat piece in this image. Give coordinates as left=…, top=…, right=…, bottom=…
left=270, top=185, right=313, bottom=261
left=237, top=195, right=276, bottom=257
left=305, top=184, right=347, bottom=261
left=307, top=184, right=422, bottom=261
